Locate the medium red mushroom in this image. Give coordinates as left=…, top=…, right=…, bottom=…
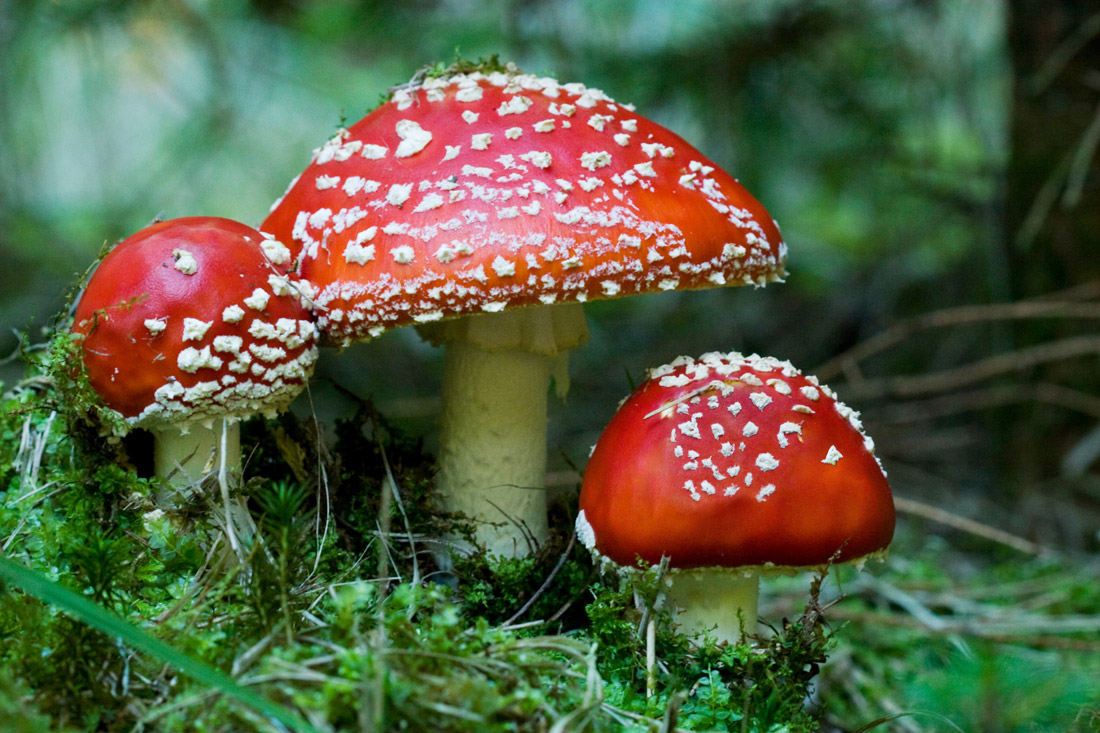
left=73, top=217, right=318, bottom=491
left=576, top=351, right=895, bottom=643
left=262, top=62, right=786, bottom=557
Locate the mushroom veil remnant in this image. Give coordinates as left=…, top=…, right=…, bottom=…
left=262, top=61, right=787, bottom=557
left=577, top=351, right=895, bottom=643
left=72, top=217, right=318, bottom=490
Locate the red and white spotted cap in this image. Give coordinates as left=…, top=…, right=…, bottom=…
left=73, top=217, right=318, bottom=429
left=577, top=352, right=895, bottom=570
left=261, top=63, right=787, bottom=344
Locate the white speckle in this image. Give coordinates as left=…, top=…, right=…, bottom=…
left=244, top=288, right=270, bottom=311
left=578, top=177, right=603, bottom=191
left=462, top=110, right=479, bottom=124
left=750, top=392, right=772, bottom=410
left=222, top=305, right=245, bottom=323
left=700, top=480, right=716, bottom=495
left=755, top=453, right=780, bottom=472
left=471, top=133, right=492, bottom=150
left=678, top=414, right=702, bottom=439
left=728, top=402, right=742, bottom=416
left=613, top=133, right=630, bottom=146
left=260, top=237, right=292, bottom=265
left=580, top=151, right=612, bottom=171
left=386, top=183, right=414, bottom=207
left=267, top=274, right=293, bottom=296
left=172, top=249, right=198, bottom=275
left=620, top=119, right=638, bottom=132
left=679, top=173, right=697, bottom=189
left=498, top=95, right=533, bottom=115
left=519, top=151, right=552, bottom=169
left=182, top=318, right=212, bottom=342
left=505, top=126, right=523, bottom=140
left=768, top=379, right=792, bottom=396
left=391, top=245, right=415, bottom=264
left=723, top=243, right=748, bottom=259
left=755, top=484, right=776, bottom=502
left=742, top=421, right=758, bottom=437
left=345, top=242, right=376, bottom=265
left=720, top=442, right=735, bottom=457
left=394, top=119, right=432, bottom=157
left=177, top=346, right=222, bottom=374
left=497, top=206, right=519, bottom=219
left=533, top=119, right=555, bottom=133
left=587, top=113, right=612, bottom=131
left=575, top=510, right=596, bottom=549
left=212, top=335, right=243, bottom=353
left=618, top=234, right=641, bottom=248
left=683, top=480, right=701, bottom=501
left=633, top=161, right=657, bottom=177
left=491, top=256, right=516, bottom=277
left=461, top=164, right=493, bottom=178
left=144, top=318, right=167, bottom=335
left=779, top=422, right=802, bottom=442
left=481, top=301, right=507, bottom=313
left=443, top=145, right=461, bottom=161
left=455, top=85, right=483, bottom=103
left=801, top=386, right=821, bottom=401
left=823, top=446, right=843, bottom=465
left=361, top=144, right=388, bottom=160
left=521, top=201, right=542, bottom=215
left=711, top=423, right=725, bottom=439
left=315, top=174, right=340, bottom=190
left=601, top=280, right=620, bottom=296
left=308, top=208, right=331, bottom=229
left=414, top=192, right=445, bottom=212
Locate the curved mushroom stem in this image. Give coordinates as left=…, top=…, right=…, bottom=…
left=663, top=567, right=760, bottom=644
left=424, top=303, right=589, bottom=558
left=153, top=419, right=241, bottom=489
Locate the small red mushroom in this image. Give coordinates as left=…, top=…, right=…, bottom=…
left=73, top=217, right=318, bottom=489
left=576, top=351, right=895, bottom=642
left=262, top=63, right=787, bottom=557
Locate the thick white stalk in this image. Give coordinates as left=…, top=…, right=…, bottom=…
left=663, top=567, right=760, bottom=644
left=436, top=341, right=552, bottom=557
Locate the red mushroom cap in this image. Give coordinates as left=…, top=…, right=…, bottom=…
left=577, top=352, right=895, bottom=570
left=261, top=66, right=786, bottom=343
left=72, top=217, right=318, bottom=428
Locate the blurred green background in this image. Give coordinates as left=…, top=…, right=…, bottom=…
left=1, top=0, right=1098, bottom=551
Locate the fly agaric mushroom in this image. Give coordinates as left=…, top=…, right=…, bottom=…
left=576, top=351, right=895, bottom=643
left=73, top=216, right=318, bottom=488
left=261, top=62, right=786, bottom=557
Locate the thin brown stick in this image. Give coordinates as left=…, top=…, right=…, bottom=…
left=894, top=495, right=1054, bottom=557
left=836, top=334, right=1100, bottom=402
left=816, top=296, right=1100, bottom=384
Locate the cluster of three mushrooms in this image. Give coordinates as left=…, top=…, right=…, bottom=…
left=251, top=63, right=896, bottom=641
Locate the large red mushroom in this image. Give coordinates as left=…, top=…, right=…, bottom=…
left=577, top=351, right=895, bottom=643
left=262, top=62, right=786, bottom=557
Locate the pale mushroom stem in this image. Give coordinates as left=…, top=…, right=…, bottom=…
left=663, top=567, right=760, bottom=644
left=427, top=304, right=589, bottom=558
left=437, top=342, right=551, bottom=557
left=152, top=419, right=241, bottom=488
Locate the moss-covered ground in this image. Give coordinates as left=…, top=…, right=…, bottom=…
left=0, top=332, right=1097, bottom=732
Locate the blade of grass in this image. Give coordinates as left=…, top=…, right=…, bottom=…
left=0, top=554, right=319, bottom=733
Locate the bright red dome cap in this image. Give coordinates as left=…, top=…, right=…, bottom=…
left=262, top=64, right=786, bottom=343
left=73, top=217, right=318, bottom=429
left=577, top=352, right=895, bottom=570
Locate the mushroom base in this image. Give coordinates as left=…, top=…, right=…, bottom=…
left=664, top=567, right=760, bottom=644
